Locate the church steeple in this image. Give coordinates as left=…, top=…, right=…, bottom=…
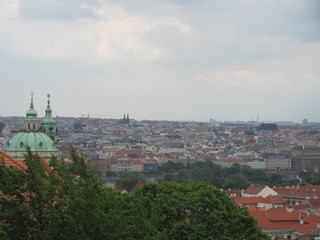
left=41, top=94, right=57, bottom=139
left=24, top=91, right=41, bottom=132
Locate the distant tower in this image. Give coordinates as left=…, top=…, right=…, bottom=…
left=303, top=119, right=308, bottom=125
left=41, top=94, right=57, bottom=140
left=24, top=91, right=41, bottom=132
left=127, top=114, right=130, bottom=126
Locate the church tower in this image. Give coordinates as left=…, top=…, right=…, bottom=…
left=5, top=92, right=58, bottom=162
left=41, top=94, right=57, bottom=140
left=24, top=91, right=41, bottom=132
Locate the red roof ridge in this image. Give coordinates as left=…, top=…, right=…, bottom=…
left=0, top=151, right=26, bottom=170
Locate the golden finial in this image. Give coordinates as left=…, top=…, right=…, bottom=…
left=31, top=91, right=34, bottom=105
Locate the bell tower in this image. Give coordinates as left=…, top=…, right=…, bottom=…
left=24, top=91, right=41, bottom=132
left=41, top=94, right=57, bottom=140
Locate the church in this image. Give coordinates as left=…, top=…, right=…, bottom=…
left=5, top=93, right=58, bottom=162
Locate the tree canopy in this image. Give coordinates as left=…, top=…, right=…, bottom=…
left=158, top=160, right=296, bottom=189
left=0, top=149, right=268, bottom=239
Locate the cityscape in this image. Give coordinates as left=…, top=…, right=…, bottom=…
left=1, top=95, right=320, bottom=239
left=1, top=0, right=319, bottom=239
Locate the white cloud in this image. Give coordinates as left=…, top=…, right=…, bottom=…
left=0, top=0, right=20, bottom=20
left=0, top=2, right=189, bottom=61
left=304, top=74, right=318, bottom=82
left=1, top=0, right=319, bottom=121
left=86, top=2, right=189, bottom=61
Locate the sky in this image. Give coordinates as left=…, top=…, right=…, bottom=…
left=0, top=0, right=319, bottom=123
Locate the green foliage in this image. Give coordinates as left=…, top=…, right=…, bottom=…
left=116, top=172, right=140, bottom=191
left=135, top=181, right=269, bottom=240
left=302, top=173, right=320, bottom=185
left=0, top=149, right=268, bottom=239
left=0, top=147, right=114, bottom=240
left=223, top=174, right=250, bottom=190
left=157, top=161, right=288, bottom=190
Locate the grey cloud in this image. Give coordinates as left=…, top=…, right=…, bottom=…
left=20, top=0, right=98, bottom=20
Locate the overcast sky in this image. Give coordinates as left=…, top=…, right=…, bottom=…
left=0, top=0, right=319, bottom=122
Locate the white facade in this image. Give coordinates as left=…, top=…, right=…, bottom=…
left=242, top=186, right=278, bottom=198
left=265, top=156, right=291, bottom=170
left=246, top=159, right=266, bottom=169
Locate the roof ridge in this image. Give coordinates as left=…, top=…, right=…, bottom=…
left=0, top=151, right=27, bottom=170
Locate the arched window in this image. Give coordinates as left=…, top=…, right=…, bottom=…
left=33, top=123, right=36, bottom=129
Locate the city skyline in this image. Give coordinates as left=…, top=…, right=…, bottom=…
left=0, top=0, right=319, bottom=122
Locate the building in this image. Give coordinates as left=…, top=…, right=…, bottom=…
left=259, top=123, right=278, bottom=131
left=264, top=153, right=291, bottom=171
left=291, top=144, right=320, bottom=172
left=214, top=158, right=247, bottom=168
left=246, top=159, right=266, bottom=169
left=242, top=185, right=278, bottom=198
left=250, top=206, right=320, bottom=239
left=41, top=94, right=57, bottom=140
left=5, top=93, right=58, bottom=162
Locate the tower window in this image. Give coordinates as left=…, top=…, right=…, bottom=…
left=39, top=142, right=43, bottom=148
left=33, top=123, right=36, bottom=129
left=20, top=142, right=24, bottom=148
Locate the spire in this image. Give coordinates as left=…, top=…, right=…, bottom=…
left=25, top=91, right=38, bottom=119
left=31, top=91, right=34, bottom=105
left=42, top=94, right=57, bottom=138
left=24, top=91, right=40, bottom=131
left=45, top=94, right=53, bottom=119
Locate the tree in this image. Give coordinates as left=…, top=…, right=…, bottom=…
left=0, top=148, right=115, bottom=240
left=190, top=167, right=212, bottom=183
left=223, top=174, right=250, bottom=190
left=230, top=163, right=242, bottom=174
left=270, top=173, right=284, bottom=186
left=116, top=172, right=140, bottom=191
left=135, top=181, right=268, bottom=240
left=0, top=148, right=68, bottom=240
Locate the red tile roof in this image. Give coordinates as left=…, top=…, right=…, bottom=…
left=249, top=206, right=320, bottom=235
left=243, top=185, right=266, bottom=195
left=0, top=151, right=26, bottom=170
left=225, top=189, right=242, bottom=199
left=216, top=158, right=246, bottom=162
left=274, top=185, right=320, bottom=199
left=267, top=207, right=307, bottom=221
left=236, top=195, right=287, bottom=206
left=307, top=199, right=320, bottom=209
left=0, top=151, right=51, bottom=174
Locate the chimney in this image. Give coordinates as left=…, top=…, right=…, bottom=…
left=299, top=211, right=304, bottom=225
left=286, top=205, right=294, bottom=212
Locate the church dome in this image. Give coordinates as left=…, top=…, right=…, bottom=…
left=6, top=132, right=57, bottom=152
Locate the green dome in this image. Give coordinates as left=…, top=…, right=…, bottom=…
left=5, top=132, right=57, bottom=152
